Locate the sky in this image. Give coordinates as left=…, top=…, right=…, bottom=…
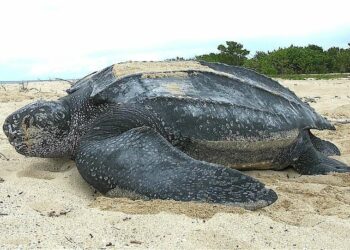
left=0, top=0, right=349, bottom=81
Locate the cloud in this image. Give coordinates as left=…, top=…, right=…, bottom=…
left=1, top=0, right=349, bottom=80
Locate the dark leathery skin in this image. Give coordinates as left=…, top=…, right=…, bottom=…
left=77, top=126, right=278, bottom=209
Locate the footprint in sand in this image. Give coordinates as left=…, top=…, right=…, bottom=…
left=264, top=173, right=350, bottom=226
left=17, top=158, right=74, bottom=180
left=30, top=201, right=72, bottom=217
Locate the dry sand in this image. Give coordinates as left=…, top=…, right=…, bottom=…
left=0, top=78, right=349, bottom=249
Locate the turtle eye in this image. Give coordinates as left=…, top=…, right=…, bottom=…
left=23, top=115, right=31, bottom=130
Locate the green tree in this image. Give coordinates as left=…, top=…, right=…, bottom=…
left=217, top=41, right=250, bottom=65
left=326, top=44, right=350, bottom=73
left=327, top=47, right=341, bottom=72
left=196, top=41, right=250, bottom=66
left=196, top=41, right=350, bottom=75
left=244, top=51, right=278, bottom=75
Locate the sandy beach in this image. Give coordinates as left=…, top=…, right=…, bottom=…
left=0, top=78, right=349, bottom=249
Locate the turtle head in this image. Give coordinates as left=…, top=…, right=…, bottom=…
left=3, top=100, right=72, bottom=158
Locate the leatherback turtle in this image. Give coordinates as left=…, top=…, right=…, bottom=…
left=3, top=61, right=349, bottom=209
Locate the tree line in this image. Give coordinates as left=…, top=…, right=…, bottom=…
left=193, top=41, right=350, bottom=75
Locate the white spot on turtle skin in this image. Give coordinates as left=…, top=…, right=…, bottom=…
left=7, top=125, right=14, bottom=134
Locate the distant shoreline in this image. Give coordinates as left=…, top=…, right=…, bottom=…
left=0, top=79, right=77, bottom=84
left=1, top=72, right=349, bottom=84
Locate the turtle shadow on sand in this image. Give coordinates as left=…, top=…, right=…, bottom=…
left=16, top=158, right=74, bottom=180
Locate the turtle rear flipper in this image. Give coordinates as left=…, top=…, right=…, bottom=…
left=309, top=131, right=341, bottom=156
left=76, top=126, right=277, bottom=210
left=293, top=133, right=349, bottom=175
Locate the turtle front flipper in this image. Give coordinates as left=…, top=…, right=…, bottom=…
left=76, top=126, right=277, bottom=209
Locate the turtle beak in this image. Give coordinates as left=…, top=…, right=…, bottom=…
left=3, top=114, right=20, bottom=142
left=3, top=118, right=11, bottom=138
left=3, top=113, right=29, bottom=155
